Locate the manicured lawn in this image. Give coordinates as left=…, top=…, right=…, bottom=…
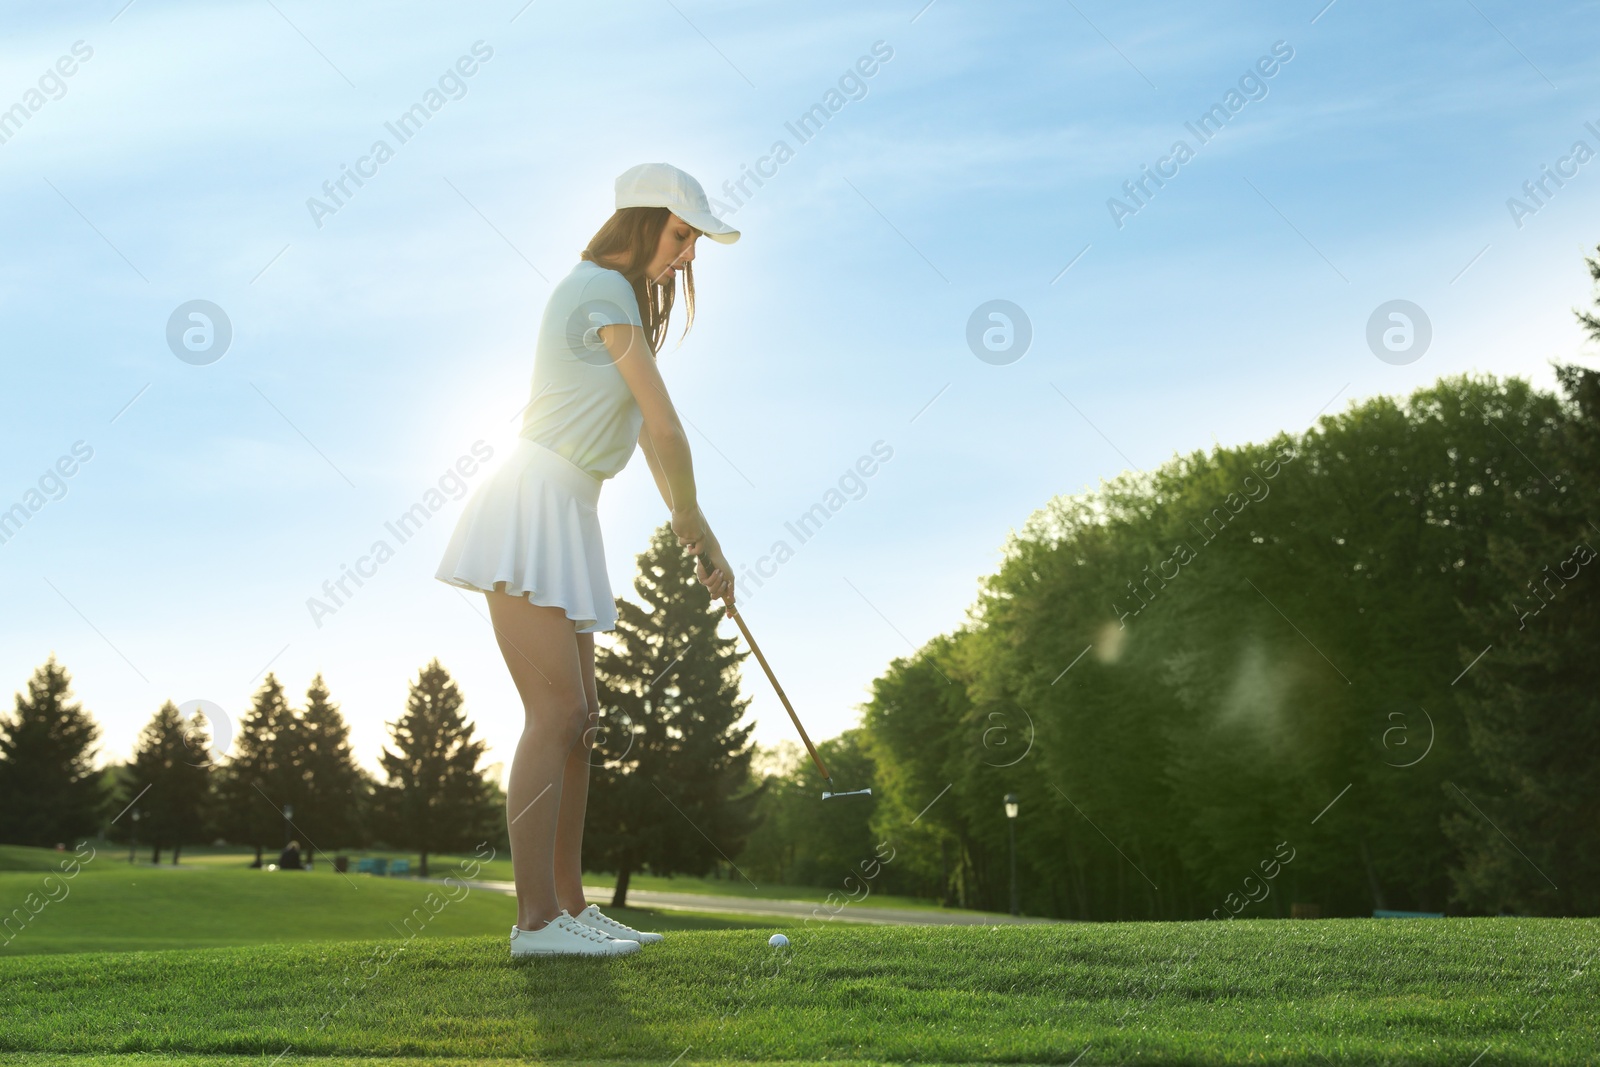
left=0, top=859, right=769, bottom=957
left=90, top=844, right=960, bottom=915
left=577, top=870, right=959, bottom=913
left=0, top=917, right=1594, bottom=1064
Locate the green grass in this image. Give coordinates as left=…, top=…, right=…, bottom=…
left=2, top=843, right=966, bottom=915
left=576, top=869, right=960, bottom=913
left=0, top=918, right=1594, bottom=1064
left=0, top=861, right=769, bottom=957
left=0, top=845, right=92, bottom=872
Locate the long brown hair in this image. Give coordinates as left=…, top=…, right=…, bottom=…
left=580, top=206, right=695, bottom=355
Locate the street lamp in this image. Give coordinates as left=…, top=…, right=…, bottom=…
left=1004, top=793, right=1019, bottom=917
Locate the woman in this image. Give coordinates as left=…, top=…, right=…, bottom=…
left=435, top=162, right=738, bottom=957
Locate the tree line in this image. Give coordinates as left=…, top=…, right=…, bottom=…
left=746, top=257, right=1600, bottom=920
left=0, top=658, right=505, bottom=876
left=6, top=247, right=1596, bottom=917
left=0, top=525, right=763, bottom=904
left=5, top=351, right=1594, bottom=915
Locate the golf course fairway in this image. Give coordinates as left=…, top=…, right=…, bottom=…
left=2, top=917, right=1594, bottom=1064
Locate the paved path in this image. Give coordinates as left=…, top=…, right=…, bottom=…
left=437, top=878, right=1056, bottom=926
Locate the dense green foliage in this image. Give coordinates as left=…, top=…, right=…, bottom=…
left=294, top=675, right=367, bottom=851
left=207, top=672, right=402, bottom=865
left=124, top=701, right=209, bottom=863
left=375, top=660, right=501, bottom=876
left=0, top=661, right=511, bottom=867
left=1447, top=369, right=1600, bottom=915
left=842, top=368, right=1598, bottom=919
left=736, top=733, right=881, bottom=895
left=588, top=523, right=762, bottom=906
left=209, top=674, right=305, bottom=862
left=0, top=656, right=105, bottom=847
left=1, top=913, right=1595, bottom=1063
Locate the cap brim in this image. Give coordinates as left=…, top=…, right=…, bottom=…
left=684, top=210, right=740, bottom=244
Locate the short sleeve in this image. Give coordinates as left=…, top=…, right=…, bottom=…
left=571, top=268, right=644, bottom=351
left=582, top=268, right=643, bottom=327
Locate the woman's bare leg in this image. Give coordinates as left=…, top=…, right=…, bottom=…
left=553, top=631, right=598, bottom=914
left=485, top=589, right=589, bottom=932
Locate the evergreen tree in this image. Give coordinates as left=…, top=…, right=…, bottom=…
left=1445, top=251, right=1600, bottom=914
left=377, top=660, right=498, bottom=877
left=211, top=674, right=300, bottom=865
left=294, top=675, right=364, bottom=850
left=126, top=701, right=210, bottom=863
left=0, top=657, right=106, bottom=846
left=587, top=522, right=761, bottom=907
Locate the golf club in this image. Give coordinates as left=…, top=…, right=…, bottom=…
left=697, top=551, right=872, bottom=801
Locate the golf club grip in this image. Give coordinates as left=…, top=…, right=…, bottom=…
left=697, top=550, right=832, bottom=783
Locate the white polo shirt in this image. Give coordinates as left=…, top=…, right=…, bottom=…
left=519, top=259, right=648, bottom=480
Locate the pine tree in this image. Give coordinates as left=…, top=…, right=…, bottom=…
left=294, top=675, right=364, bottom=850
left=211, top=674, right=301, bottom=865
left=126, top=701, right=210, bottom=863
left=587, top=523, right=762, bottom=907
left=0, top=657, right=106, bottom=847
left=377, top=660, right=498, bottom=877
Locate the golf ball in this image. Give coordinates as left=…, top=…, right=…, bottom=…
left=768, top=933, right=789, bottom=948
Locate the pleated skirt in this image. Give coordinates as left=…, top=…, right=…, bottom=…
left=434, top=437, right=616, bottom=632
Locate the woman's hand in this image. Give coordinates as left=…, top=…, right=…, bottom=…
left=672, top=506, right=733, bottom=609
left=695, top=542, right=736, bottom=611
left=671, top=505, right=707, bottom=553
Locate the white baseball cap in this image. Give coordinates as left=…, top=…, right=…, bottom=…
left=614, top=162, right=740, bottom=244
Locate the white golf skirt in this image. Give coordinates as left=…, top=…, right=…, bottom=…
left=434, top=437, right=617, bottom=633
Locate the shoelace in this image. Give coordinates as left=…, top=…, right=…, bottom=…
left=557, top=915, right=609, bottom=943
left=589, top=911, right=639, bottom=937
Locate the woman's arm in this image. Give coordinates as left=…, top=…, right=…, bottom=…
left=635, top=421, right=675, bottom=511
left=602, top=322, right=735, bottom=605
left=603, top=323, right=695, bottom=513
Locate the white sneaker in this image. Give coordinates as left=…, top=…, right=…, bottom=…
left=509, top=909, right=641, bottom=957
left=570, top=903, right=664, bottom=945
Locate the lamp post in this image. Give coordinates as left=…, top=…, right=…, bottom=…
left=1004, top=793, right=1019, bottom=917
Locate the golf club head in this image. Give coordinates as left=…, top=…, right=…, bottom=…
left=821, top=787, right=873, bottom=800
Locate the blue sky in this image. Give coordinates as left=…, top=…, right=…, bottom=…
left=3, top=0, right=1598, bottom=782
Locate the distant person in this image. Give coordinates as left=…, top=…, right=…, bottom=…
left=434, top=163, right=731, bottom=957
left=278, top=840, right=305, bottom=870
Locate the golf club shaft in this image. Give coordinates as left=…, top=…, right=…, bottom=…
left=698, top=551, right=832, bottom=783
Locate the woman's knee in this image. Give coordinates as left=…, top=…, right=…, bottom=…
left=525, top=695, right=590, bottom=749
left=574, top=699, right=602, bottom=751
